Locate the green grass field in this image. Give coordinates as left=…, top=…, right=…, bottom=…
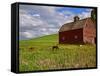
left=19, top=34, right=96, bottom=72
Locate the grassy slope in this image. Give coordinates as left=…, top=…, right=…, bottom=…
left=19, top=34, right=96, bottom=72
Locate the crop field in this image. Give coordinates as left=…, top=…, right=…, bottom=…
left=19, top=34, right=96, bottom=72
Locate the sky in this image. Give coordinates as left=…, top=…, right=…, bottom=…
left=19, top=4, right=92, bottom=40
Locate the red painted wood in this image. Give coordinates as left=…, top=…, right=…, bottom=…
left=59, top=28, right=83, bottom=44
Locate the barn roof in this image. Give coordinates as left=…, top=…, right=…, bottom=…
left=59, top=18, right=90, bottom=32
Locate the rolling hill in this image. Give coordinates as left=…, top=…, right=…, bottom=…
left=20, top=34, right=58, bottom=42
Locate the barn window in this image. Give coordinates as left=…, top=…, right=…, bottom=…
left=85, top=24, right=88, bottom=27
left=74, top=35, right=78, bottom=39
left=86, top=24, right=89, bottom=28
left=62, top=37, right=65, bottom=41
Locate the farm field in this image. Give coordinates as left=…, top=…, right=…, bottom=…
left=19, top=34, right=96, bottom=72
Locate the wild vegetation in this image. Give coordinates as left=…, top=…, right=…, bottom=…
left=19, top=34, right=96, bottom=72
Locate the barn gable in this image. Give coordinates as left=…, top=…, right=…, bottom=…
left=83, top=18, right=96, bottom=44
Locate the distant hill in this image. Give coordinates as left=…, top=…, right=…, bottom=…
left=20, top=34, right=58, bottom=42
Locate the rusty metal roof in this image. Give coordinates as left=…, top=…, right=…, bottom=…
left=59, top=18, right=89, bottom=32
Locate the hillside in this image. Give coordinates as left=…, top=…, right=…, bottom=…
left=19, top=34, right=59, bottom=47
left=20, top=34, right=58, bottom=42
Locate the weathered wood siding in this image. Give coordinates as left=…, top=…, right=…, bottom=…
left=83, top=19, right=96, bottom=44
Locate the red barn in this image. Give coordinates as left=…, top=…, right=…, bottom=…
left=59, top=10, right=96, bottom=44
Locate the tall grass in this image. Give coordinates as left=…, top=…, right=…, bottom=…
left=19, top=34, right=96, bottom=72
